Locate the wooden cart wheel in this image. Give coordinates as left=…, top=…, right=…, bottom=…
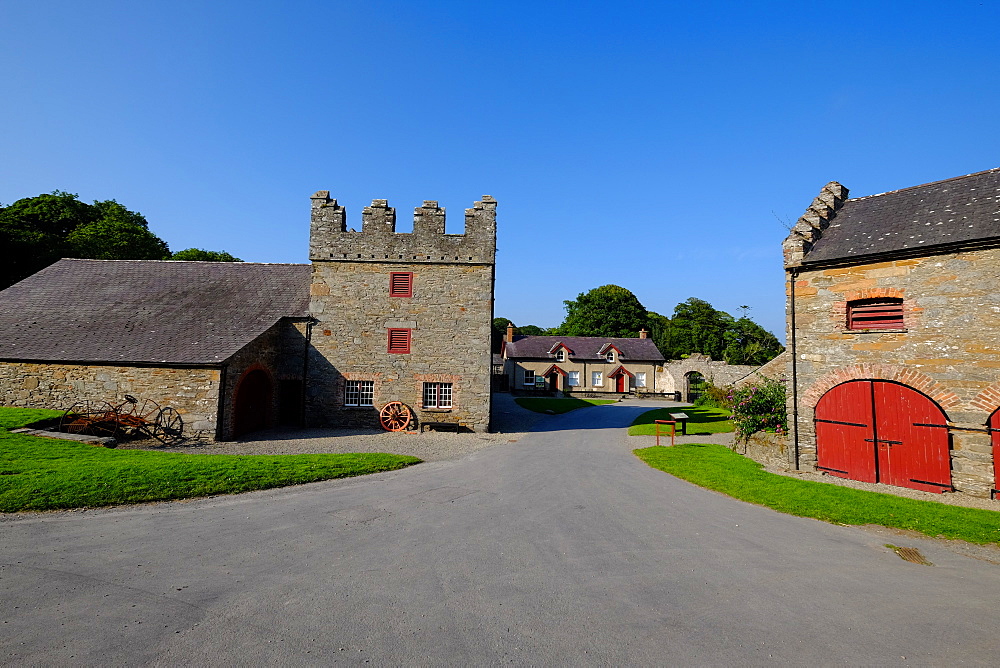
left=152, top=407, right=184, bottom=445
left=379, top=402, right=413, bottom=432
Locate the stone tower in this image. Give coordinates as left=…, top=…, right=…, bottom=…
left=306, top=193, right=497, bottom=432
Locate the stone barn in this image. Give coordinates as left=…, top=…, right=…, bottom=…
left=0, top=192, right=497, bottom=438
left=0, top=259, right=311, bottom=440
left=783, top=167, right=1000, bottom=498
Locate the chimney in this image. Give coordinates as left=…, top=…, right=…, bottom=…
left=639, top=328, right=648, bottom=339
left=506, top=322, right=515, bottom=343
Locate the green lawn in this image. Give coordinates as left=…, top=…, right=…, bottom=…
left=514, top=397, right=616, bottom=414
left=635, top=443, right=1000, bottom=545
left=628, top=406, right=733, bottom=436
left=0, top=407, right=420, bottom=512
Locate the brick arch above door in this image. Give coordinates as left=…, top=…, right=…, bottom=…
left=803, top=363, right=960, bottom=410
left=972, top=382, right=1000, bottom=413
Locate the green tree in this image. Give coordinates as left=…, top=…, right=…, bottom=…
left=665, top=297, right=733, bottom=360
left=558, top=285, right=650, bottom=338
left=518, top=325, right=547, bottom=336
left=170, top=248, right=243, bottom=262
left=646, top=310, right=672, bottom=359
left=723, top=317, right=784, bottom=366
left=0, top=192, right=170, bottom=288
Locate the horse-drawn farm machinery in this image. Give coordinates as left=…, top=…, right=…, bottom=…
left=60, top=394, right=184, bottom=445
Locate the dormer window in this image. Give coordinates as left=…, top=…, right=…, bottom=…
left=606, top=351, right=615, bottom=363
left=556, top=350, right=566, bottom=362
left=848, top=298, right=904, bottom=330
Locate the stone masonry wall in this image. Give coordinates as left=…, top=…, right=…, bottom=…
left=787, top=248, right=1000, bottom=496
left=0, top=361, right=221, bottom=438
left=307, top=195, right=496, bottom=432
left=655, top=354, right=758, bottom=398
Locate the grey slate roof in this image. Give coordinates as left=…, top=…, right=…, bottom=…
left=805, top=167, right=1000, bottom=264
left=0, top=259, right=311, bottom=365
left=504, top=335, right=664, bottom=362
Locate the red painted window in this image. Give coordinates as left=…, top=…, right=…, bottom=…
left=389, top=272, right=413, bottom=297
left=847, top=298, right=904, bottom=330
left=387, top=328, right=411, bottom=354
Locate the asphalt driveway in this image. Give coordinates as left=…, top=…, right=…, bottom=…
left=3, top=401, right=1000, bottom=665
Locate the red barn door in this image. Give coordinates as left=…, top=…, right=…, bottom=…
left=990, top=409, right=1000, bottom=493
left=815, top=380, right=951, bottom=492
left=815, top=381, right=877, bottom=483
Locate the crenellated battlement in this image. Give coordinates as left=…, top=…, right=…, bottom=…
left=309, top=192, right=496, bottom=264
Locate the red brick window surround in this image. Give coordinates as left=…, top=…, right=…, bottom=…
left=389, top=272, right=413, bottom=297
left=387, top=328, right=411, bottom=353
left=847, top=298, right=904, bottom=330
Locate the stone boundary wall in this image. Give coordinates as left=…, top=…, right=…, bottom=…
left=732, top=432, right=793, bottom=471
left=655, top=354, right=758, bottom=398
left=733, top=351, right=789, bottom=388
left=0, top=361, right=221, bottom=438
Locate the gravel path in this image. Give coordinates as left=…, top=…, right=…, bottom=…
left=137, top=393, right=548, bottom=462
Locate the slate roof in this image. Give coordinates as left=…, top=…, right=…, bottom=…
left=504, top=335, right=664, bottom=362
left=0, top=259, right=311, bottom=365
left=805, top=168, right=1000, bottom=264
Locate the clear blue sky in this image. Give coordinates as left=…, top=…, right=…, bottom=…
left=3, top=1, right=999, bottom=340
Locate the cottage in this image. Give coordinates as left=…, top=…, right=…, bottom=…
left=783, top=168, right=1000, bottom=497
left=0, top=193, right=497, bottom=438
left=502, top=325, right=665, bottom=394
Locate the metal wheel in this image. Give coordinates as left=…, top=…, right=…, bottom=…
left=152, top=407, right=184, bottom=445
left=378, top=402, right=413, bottom=432
left=60, top=400, right=119, bottom=436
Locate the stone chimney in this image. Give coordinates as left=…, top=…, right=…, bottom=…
left=639, top=328, right=648, bottom=339
left=506, top=322, right=515, bottom=343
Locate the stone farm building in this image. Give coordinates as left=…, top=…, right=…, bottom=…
left=0, top=193, right=497, bottom=439
left=783, top=167, right=1000, bottom=498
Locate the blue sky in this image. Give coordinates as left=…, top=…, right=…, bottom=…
left=3, top=1, right=999, bottom=340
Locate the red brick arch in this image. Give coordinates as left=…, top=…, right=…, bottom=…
left=972, top=382, right=1000, bottom=413
left=803, top=363, right=960, bottom=410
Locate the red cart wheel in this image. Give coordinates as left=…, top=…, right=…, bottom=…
left=379, top=402, right=413, bottom=432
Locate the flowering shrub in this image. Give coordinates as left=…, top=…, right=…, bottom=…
left=728, top=376, right=787, bottom=442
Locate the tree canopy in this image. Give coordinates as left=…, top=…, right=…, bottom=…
left=0, top=191, right=240, bottom=289
left=170, top=248, right=243, bottom=262
left=558, top=285, right=650, bottom=338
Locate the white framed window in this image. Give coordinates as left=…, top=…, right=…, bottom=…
left=556, top=350, right=566, bottom=362
left=605, top=351, right=615, bottom=363
left=524, top=369, right=535, bottom=387
left=635, top=372, right=646, bottom=388
left=568, top=371, right=580, bottom=387
left=592, top=371, right=603, bottom=387
left=345, top=380, right=374, bottom=407
left=423, top=382, right=453, bottom=409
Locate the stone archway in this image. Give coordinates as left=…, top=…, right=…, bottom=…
left=233, top=368, right=273, bottom=438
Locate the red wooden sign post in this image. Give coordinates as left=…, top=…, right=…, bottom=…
left=655, top=420, right=676, bottom=447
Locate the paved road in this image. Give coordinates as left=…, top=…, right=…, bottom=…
left=3, top=401, right=1000, bottom=665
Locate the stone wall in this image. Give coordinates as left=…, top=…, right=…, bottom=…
left=786, top=248, right=1000, bottom=496
left=655, top=354, right=759, bottom=399
left=733, top=351, right=789, bottom=388
left=732, top=432, right=793, bottom=471
left=0, top=361, right=221, bottom=438
left=307, top=195, right=496, bottom=432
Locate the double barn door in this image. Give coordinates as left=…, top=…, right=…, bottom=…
left=815, top=380, right=951, bottom=493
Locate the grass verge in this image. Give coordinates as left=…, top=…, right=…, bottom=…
left=0, top=408, right=420, bottom=512
left=514, top=397, right=615, bottom=414
left=634, top=443, right=1000, bottom=545
left=628, top=406, right=733, bottom=436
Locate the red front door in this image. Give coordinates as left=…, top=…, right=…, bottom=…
left=815, top=380, right=951, bottom=493
left=616, top=374, right=625, bottom=392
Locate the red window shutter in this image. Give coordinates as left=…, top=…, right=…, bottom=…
left=389, top=272, right=413, bottom=297
left=387, top=328, right=411, bottom=353
left=847, top=299, right=904, bottom=330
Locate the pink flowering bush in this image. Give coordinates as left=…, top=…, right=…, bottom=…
left=728, top=376, right=787, bottom=442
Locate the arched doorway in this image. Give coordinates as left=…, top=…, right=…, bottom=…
left=815, top=380, right=951, bottom=493
left=608, top=366, right=634, bottom=393
left=233, top=368, right=272, bottom=438
left=543, top=365, right=567, bottom=393
left=685, top=372, right=706, bottom=403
